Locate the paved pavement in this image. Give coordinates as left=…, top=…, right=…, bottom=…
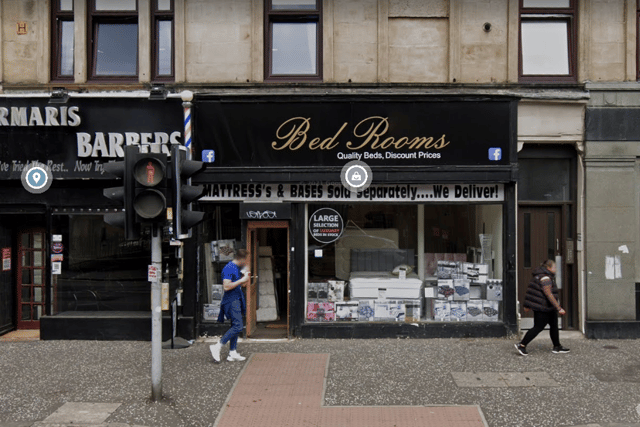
left=0, top=331, right=639, bottom=427
left=217, top=353, right=487, bottom=427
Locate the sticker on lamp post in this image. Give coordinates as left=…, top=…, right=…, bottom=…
left=309, top=208, right=344, bottom=244
left=21, top=162, right=53, bottom=194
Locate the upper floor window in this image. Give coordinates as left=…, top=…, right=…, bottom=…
left=51, top=0, right=75, bottom=81
left=51, top=0, right=174, bottom=82
left=265, top=0, right=322, bottom=81
left=152, top=0, right=174, bottom=81
left=90, top=0, right=139, bottom=79
left=519, top=0, right=577, bottom=82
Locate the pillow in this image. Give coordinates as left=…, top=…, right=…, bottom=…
left=391, top=264, right=413, bottom=276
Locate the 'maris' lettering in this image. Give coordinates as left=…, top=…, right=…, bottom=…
left=0, top=106, right=81, bottom=127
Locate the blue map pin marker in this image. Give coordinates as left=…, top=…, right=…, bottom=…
left=21, top=163, right=53, bottom=194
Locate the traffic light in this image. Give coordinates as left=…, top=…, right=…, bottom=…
left=171, top=145, right=206, bottom=239
left=103, top=145, right=139, bottom=240
left=132, top=152, right=169, bottom=223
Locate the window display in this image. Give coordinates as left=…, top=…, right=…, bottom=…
left=306, top=202, right=504, bottom=324
left=201, top=204, right=242, bottom=321
left=51, top=214, right=149, bottom=313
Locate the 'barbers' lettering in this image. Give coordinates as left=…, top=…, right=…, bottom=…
left=76, top=131, right=182, bottom=158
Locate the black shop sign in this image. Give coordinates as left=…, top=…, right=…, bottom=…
left=0, top=97, right=184, bottom=180
left=195, top=98, right=515, bottom=168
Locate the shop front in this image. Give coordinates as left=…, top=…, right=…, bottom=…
left=194, top=95, right=518, bottom=339
left=0, top=94, right=190, bottom=340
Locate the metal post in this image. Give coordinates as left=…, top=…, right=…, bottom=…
left=151, top=224, right=163, bottom=401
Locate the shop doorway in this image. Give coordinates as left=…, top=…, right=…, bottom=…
left=518, top=206, right=572, bottom=329
left=246, top=221, right=289, bottom=339
left=0, top=223, right=13, bottom=335
left=16, top=229, right=47, bottom=330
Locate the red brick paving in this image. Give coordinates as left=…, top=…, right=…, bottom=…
left=215, top=353, right=487, bottom=427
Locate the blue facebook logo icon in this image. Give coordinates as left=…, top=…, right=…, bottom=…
left=202, top=150, right=215, bottom=163
left=488, top=148, right=502, bottom=161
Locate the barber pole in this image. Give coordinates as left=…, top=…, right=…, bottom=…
left=183, top=105, right=192, bottom=156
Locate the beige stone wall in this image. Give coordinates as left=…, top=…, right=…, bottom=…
left=2, top=0, right=45, bottom=84
left=389, top=0, right=448, bottom=18
left=0, top=0, right=638, bottom=86
left=456, top=0, right=508, bottom=83
left=333, top=0, right=378, bottom=82
left=588, top=0, right=626, bottom=82
left=388, top=17, right=448, bottom=82
left=518, top=101, right=585, bottom=144
left=185, top=0, right=253, bottom=83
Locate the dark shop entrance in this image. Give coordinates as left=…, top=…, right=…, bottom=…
left=246, top=221, right=290, bottom=339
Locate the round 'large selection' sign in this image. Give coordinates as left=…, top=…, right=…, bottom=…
left=309, top=208, right=344, bottom=244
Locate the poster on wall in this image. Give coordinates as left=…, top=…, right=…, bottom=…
left=2, top=248, right=10, bottom=271
left=309, top=208, right=344, bottom=244
left=52, top=262, right=62, bottom=275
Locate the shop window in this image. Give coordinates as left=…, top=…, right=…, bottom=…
left=200, top=204, right=242, bottom=322
left=51, top=0, right=75, bottom=81
left=51, top=214, right=150, bottom=314
left=519, top=0, right=577, bottom=82
left=305, top=203, right=503, bottom=324
left=265, top=0, right=322, bottom=81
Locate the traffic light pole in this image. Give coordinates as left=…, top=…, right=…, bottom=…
left=104, top=144, right=171, bottom=401
left=151, top=224, right=163, bottom=402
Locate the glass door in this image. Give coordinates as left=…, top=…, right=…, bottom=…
left=17, top=229, right=46, bottom=329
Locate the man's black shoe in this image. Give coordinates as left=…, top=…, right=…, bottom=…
left=552, top=346, right=570, bottom=354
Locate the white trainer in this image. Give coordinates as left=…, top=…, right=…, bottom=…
left=210, top=342, right=222, bottom=363
left=227, top=350, right=246, bottom=362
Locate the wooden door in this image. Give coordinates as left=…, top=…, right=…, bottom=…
left=517, top=207, right=562, bottom=320
left=246, top=228, right=259, bottom=337
left=17, top=229, right=46, bottom=329
left=0, top=224, right=14, bottom=335
left=245, top=221, right=290, bottom=338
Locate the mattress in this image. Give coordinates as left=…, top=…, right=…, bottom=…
left=349, top=272, right=424, bottom=299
